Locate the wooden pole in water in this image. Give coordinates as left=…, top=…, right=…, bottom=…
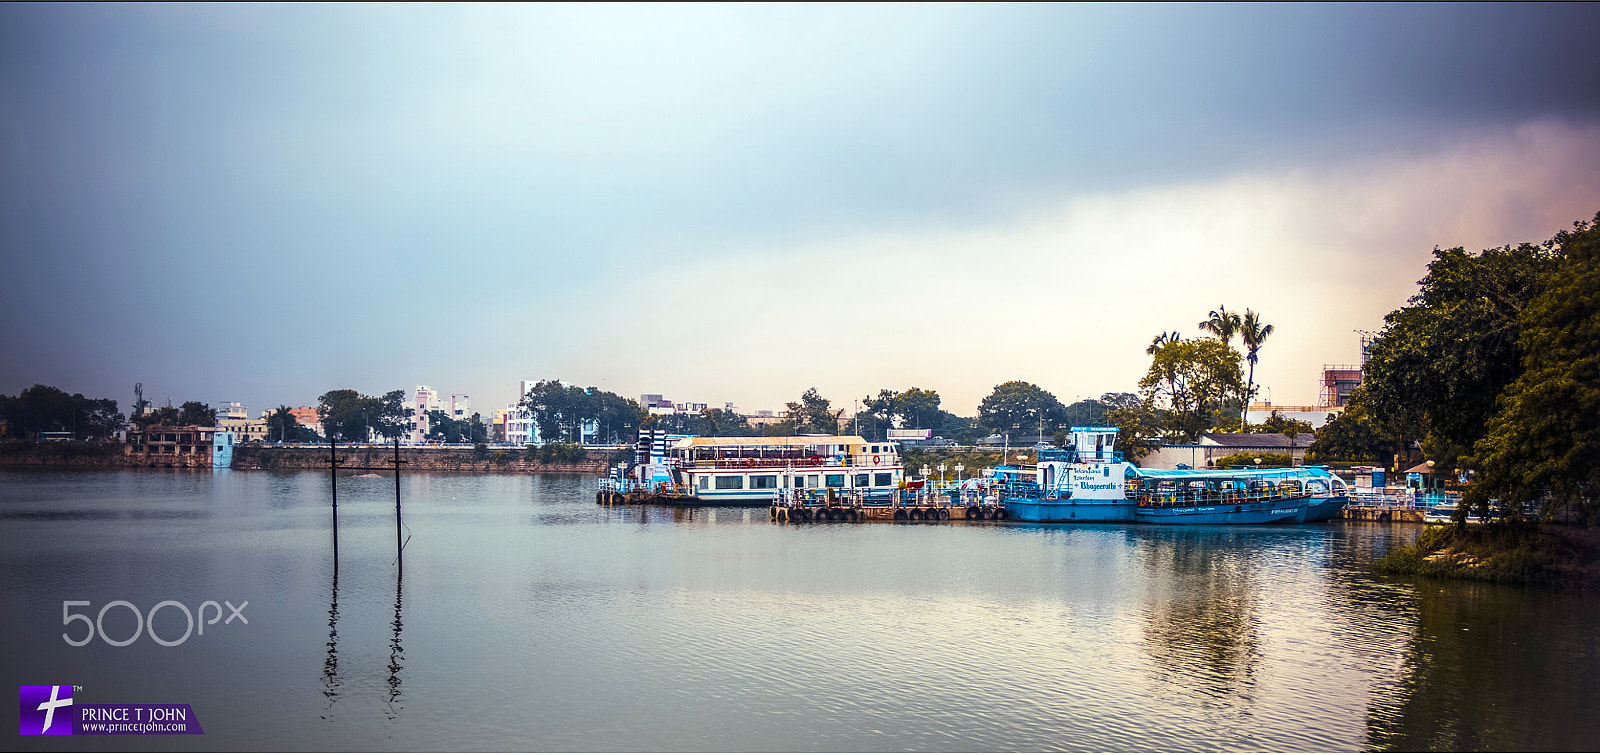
left=329, top=432, right=339, bottom=574
left=394, top=435, right=403, bottom=572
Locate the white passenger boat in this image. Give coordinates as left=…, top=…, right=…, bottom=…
left=606, top=434, right=907, bottom=505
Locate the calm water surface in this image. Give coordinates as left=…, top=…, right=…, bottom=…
left=2, top=468, right=1597, bottom=752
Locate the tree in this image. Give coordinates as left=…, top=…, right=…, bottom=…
left=0, top=384, right=125, bottom=439
left=317, top=388, right=408, bottom=443
left=1307, top=405, right=1391, bottom=463
left=178, top=401, right=216, bottom=427
left=785, top=387, right=842, bottom=435
left=1238, top=309, right=1274, bottom=426
left=1138, top=338, right=1244, bottom=442
left=520, top=380, right=641, bottom=444
left=138, top=406, right=181, bottom=428
left=1147, top=331, right=1182, bottom=356
left=860, top=387, right=963, bottom=440
left=269, top=405, right=297, bottom=443
left=1464, top=212, right=1600, bottom=523
left=1104, top=398, right=1164, bottom=462
left=1359, top=241, right=1560, bottom=472
left=1199, top=305, right=1242, bottom=346
left=977, top=381, right=1067, bottom=439
left=1061, top=392, right=1141, bottom=429
left=697, top=408, right=754, bottom=437
left=1255, top=409, right=1313, bottom=437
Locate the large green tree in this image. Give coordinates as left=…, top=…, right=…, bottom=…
left=1464, top=213, right=1600, bottom=522
left=1358, top=241, right=1561, bottom=471
left=977, top=381, right=1066, bottom=439
left=1138, top=338, right=1244, bottom=442
left=317, top=388, right=408, bottom=443
left=1307, top=401, right=1393, bottom=464
left=0, top=384, right=125, bottom=439
left=859, top=387, right=963, bottom=440
left=520, top=380, right=642, bottom=444
left=783, top=387, right=842, bottom=435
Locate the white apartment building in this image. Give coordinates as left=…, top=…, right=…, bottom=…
left=411, top=385, right=443, bottom=444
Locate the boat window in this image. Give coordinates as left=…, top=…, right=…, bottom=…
left=713, top=476, right=744, bottom=490
left=874, top=472, right=892, bottom=487
left=793, top=476, right=805, bottom=489
left=750, top=475, right=777, bottom=489
left=808, top=475, right=819, bottom=487
left=825, top=474, right=844, bottom=487
left=854, top=474, right=869, bottom=488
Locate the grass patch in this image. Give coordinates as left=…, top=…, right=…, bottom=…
left=1377, top=522, right=1600, bottom=587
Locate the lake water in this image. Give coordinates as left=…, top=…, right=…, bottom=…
left=2, top=468, right=1598, bottom=752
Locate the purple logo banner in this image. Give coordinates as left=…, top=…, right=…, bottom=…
left=76, top=704, right=204, bottom=735
left=19, top=685, right=75, bottom=735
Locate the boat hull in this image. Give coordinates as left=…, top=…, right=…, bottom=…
left=1304, top=495, right=1348, bottom=523
left=1135, top=499, right=1308, bottom=525
left=1003, top=498, right=1136, bottom=523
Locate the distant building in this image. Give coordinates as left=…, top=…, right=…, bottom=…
left=450, top=394, right=471, bottom=420
left=287, top=406, right=322, bottom=438
left=411, top=386, right=442, bottom=444
left=214, top=401, right=249, bottom=422
left=743, top=410, right=789, bottom=430
left=125, top=426, right=227, bottom=467
left=220, top=412, right=268, bottom=444
left=1320, top=365, right=1363, bottom=407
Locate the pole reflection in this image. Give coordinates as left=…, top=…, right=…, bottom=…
left=386, top=568, right=405, bottom=720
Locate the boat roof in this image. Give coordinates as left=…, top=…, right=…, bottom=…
left=671, top=435, right=869, bottom=449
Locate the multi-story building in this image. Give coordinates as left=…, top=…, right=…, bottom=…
left=125, top=426, right=233, bottom=468
left=411, top=386, right=443, bottom=444
left=286, top=406, right=322, bottom=439
left=450, top=394, right=471, bottom=420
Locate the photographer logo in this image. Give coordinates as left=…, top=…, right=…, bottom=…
left=19, top=685, right=75, bottom=735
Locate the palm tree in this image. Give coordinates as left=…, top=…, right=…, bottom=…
left=270, top=405, right=294, bottom=443
left=1146, top=330, right=1181, bottom=355
left=1239, top=309, right=1274, bottom=427
left=1198, top=305, right=1242, bottom=346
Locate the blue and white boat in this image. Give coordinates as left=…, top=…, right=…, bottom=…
left=1001, top=427, right=1347, bottom=525
left=1000, top=427, right=1141, bottom=522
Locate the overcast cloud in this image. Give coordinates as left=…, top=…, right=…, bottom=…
left=2, top=4, right=1598, bottom=415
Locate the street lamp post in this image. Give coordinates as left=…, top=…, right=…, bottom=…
left=954, top=463, right=964, bottom=481
left=937, top=463, right=947, bottom=486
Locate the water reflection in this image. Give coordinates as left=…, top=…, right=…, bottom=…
left=1365, top=580, right=1600, bottom=751
left=322, top=572, right=340, bottom=714
left=387, top=570, right=405, bottom=721
left=1136, top=530, right=1262, bottom=707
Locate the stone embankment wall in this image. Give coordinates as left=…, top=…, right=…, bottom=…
left=0, top=441, right=617, bottom=474
left=0, top=441, right=141, bottom=467
left=230, top=446, right=613, bottom=474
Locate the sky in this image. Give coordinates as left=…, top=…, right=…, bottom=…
left=2, top=3, right=1599, bottom=419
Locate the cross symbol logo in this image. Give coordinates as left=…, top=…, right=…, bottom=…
left=20, top=685, right=74, bottom=735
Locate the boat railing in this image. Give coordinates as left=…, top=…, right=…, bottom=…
left=680, top=455, right=891, bottom=470
left=774, top=486, right=987, bottom=508
left=597, top=477, right=679, bottom=495
left=1036, top=449, right=1124, bottom=463
left=1129, top=485, right=1312, bottom=508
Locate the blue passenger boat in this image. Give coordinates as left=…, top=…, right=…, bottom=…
left=1001, top=427, right=1348, bottom=525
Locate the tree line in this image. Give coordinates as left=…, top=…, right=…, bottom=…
left=1308, top=211, right=1600, bottom=522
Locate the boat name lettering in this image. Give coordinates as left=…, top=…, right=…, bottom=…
left=1077, top=482, right=1119, bottom=491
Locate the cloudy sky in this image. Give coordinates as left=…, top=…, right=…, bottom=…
left=3, top=4, right=1598, bottom=418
